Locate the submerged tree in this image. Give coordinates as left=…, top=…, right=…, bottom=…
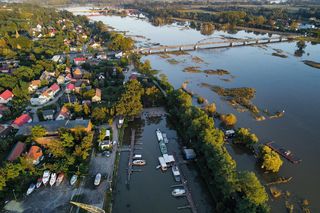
left=260, top=146, right=283, bottom=172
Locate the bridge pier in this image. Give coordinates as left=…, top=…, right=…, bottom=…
left=243, top=41, right=246, bottom=45
left=179, top=46, right=183, bottom=51
left=194, top=45, right=198, bottom=50
left=268, top=39, right=271, bottom=43
left=256, top=40, right=259, bottom=44
left=164, top=48, right=167, bottom=53
left=279, top=37, right=283, bottom=42
left=148, top=50, right=152, bottom=54
left=230, top=42, right=233, bottom=47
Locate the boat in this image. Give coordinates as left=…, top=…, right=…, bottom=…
left=56, top=173, right=64, bottom=186
left=133, top=154, right=142, bottom=159
left=172, top=188, right=186, bottom=197
left=171, top=165, right=181, bottom=182
left=159, top=141, right=168, bottom=155
left=36, top=178, right=42, bottom=188
left=132, top=159, right=146, bottom=166
left=156, top=165, right=161, bottom=169
left=94, top=173, right=101, bottom=186
left=26, top=183, right=36, bottom=195
left=156, top=129, right=163, bottom=142
left=158, top=157, right=167, bottom=171
left=265, top=142, right=301, bottom=164
left=42, top=170, right=51, bottom=185
left=49, top=173, right=57, bottom=186
left=162, top=133, right=169, bottom=144
left=70, top=175, right=78, bottom=186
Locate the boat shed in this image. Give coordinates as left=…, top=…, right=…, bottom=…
left=183, top=148, right=196, bottom=160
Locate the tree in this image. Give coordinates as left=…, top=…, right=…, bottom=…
left=260, top=146, right=283, bottom=172
left=92, top=107, right=107, bottom=123
left=234, top=128, right=258, bottom=149
left=31, top=125, right=47, bottom=139
left=197, top=96, right=205, bottom=104
left=108, top=33, right=134, bottom=51
left=60, top=132, right=74, bottom=148
left=98, top=128, right=106, bottom=142
left=83, top=103, right=90, bottom=116
left=220, top=113, right=237, bottom=126
left=204, top=103, right=216, bottom=114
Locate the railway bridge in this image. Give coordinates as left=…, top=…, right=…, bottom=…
left=133, top=36, right=296, bottom=55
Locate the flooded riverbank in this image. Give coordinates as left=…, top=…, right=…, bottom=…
left=113, top=108, right=214, bottom=213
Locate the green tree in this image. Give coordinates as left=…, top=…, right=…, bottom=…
left=204, top=103, right=216, bottom=115
left=234, top=128, right=258, bottom=149
left=221, top=113, right=237, bottom=126
left=260, top=146, right=283, bottom=172
left=31, top=125, right=47, bottom=139
left=60, top=132, right=74, bottom=148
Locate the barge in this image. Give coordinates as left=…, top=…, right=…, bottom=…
left=265, top=142, right=301, bottom=164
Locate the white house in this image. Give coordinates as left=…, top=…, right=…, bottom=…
left=0, top=90, right=14, bottom=104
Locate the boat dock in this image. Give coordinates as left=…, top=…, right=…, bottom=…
left=127, top=129, right=136, bottom=184
left=175, top=155, right=198, bottom=213
left=265, top=142, right=301, bottom=164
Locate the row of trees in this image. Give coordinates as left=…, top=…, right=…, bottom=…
left=167, top=89, right=269, bottom=212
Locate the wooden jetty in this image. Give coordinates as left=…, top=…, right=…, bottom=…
left=127, top=129, right=136, bottom=184
left=265, top=142, right=301, bottom=164
left=174, top=154, right=198, bottom=213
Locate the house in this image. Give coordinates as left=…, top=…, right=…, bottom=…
left=0, top=89, right=14, bottom=104
left=56, top=106, right=70, bottom=120
left=73, top=57, right=86, bottom=66
left=92, top=88, right=101, bottom=103
left=40, top=71, right=55, bottom=81
left=17, top=120, right=93, bottom=136
left=97, top=53, right=107, bottom=60
left=57, top=75, right=65, bottom=85
left=27, top=146, right=43, bottom=165
left=50, top=83, right=60, bottom=96
left=66, top=83, right=75, bottom=93
left=30, top=95, right=49, bottom=105
left=7, top=142, right=26, bottom=161
left=42, top=109, right=55, bottom=120
left=60, top=93, right=78, bottom=104
left=65, top=67, right=71, bottom=73
left=51, top=55, right=61, bottom=63
left=28, top=80, right=41, bottom=92
left=183, top=148, right=196, bottom=160
left=0, top=124, right=13, bottom=138
left=12, top=114, right=32, bottom=129
left=73, top=68, right=82, bottom=79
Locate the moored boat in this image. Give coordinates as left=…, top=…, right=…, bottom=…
left=132, top=159, right=146, bottom=166
left=26, top=183, right=36, bottom=195
left=158, top=157, right=167, bottom=171
left=162, top=133, right=169, bottom=144
left=156, top=129, right=163, bottom=142
left=94, top=173, right=101, bottom=186
left=159, top=141, right=167, bottom=155
left=133, top=154, right=142, bottom=159
left=56, top=173, right=64, bottom=186
left=172, top=188, right=186, bottom=197
left=70, top=175, right=78, bottom=186
left=265, top=142, right=301, bottom=164
left=49, top=173, right=57, bottom=186
left=36, top=178, right=42, bottom=188
left=42, top=170, right=51, bottom=185
left=171, top=165, right=181, bottom=182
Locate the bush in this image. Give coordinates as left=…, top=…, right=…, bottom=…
left=204, top=103, right=216, bottom=114
left=221, top=113, right=237, bottom=126
left=260, top=146, right=283, bottom=172
left=197, top=96, right=205, bottom=104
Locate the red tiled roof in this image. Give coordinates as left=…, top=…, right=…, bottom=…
left=50, top=83, right=60, bottom=92
left=59, top=106, right=70, bottom=118
left=27, top=146, right=43, bottom=161
left=66, top=83, right=75, bottom=90
left=74, top=57, right=86, bottom=62
left=0, top=89, right=14, bottom=100
left=7, top=142, right=25, bottom=161
left=13, top=114, right=32, bottom=127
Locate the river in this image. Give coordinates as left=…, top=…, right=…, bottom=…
left=70, top=9, right=320, bottom=212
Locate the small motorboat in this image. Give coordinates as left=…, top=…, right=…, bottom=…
left=49, top=173, right=57, bottom=186
left=56, top=173, right=64, bottom=186
left=133, top=154, right=142, bottom=159
left=172, top=188, right=186, bottom=197
left=36, top=178, right=42, bottom=188
left=26, top=183, right=36, bottom=195
left=94, top=173, right=101, bottom=186
left=70, top=175, right=78, bottom=186
left=171, top=165, right=181, bottom=182
left=132, top=159, right=146, bottom=166
left=42, top=170, right=51, bottom=185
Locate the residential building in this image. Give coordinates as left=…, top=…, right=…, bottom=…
left=57, top=75, right=65, bottom=85
left=42, top=109, right=55, bottom=120
left=12, top=114, right=32, bottom=129
left=73, top=57, right=86, bottom=66
left=50, top=83, right=60, bottom=96
left=17, top=120, right=93, bottom=136
left=27, top=146, right=43, bottom=165
left=56, top=106, right=70, bottom=120
left=28, top=80, right=41, bottom=92
left=66, top=83, right=75, bottom=93
left=92, top=88, right=101, bottom=103
left=60, top=93, right=78, bottom=105
left=7, top=142, right=26, bottom=161
left=0, top=89, right=14, bottom=104
left=0, top=124, right=13, bottom=138
left=73, top=68, right=82, bottom=79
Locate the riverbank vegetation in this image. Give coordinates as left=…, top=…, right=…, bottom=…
left=259, top=146, right=283, bottom=172
left=166, top=89, right=269, bottom=212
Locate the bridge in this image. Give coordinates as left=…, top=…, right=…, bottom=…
left=133, top=36, right=295, bottom=55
